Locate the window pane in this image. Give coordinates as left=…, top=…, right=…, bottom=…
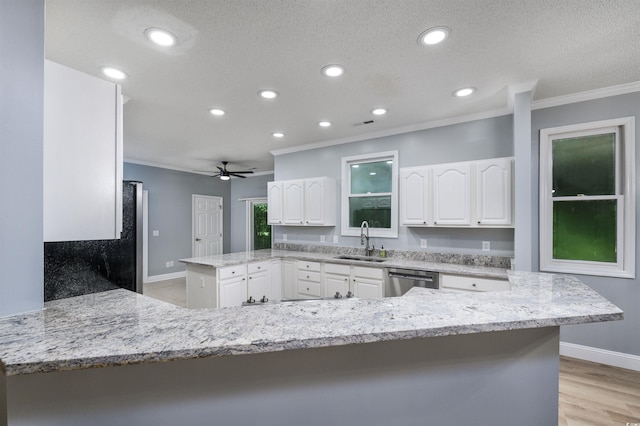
left=350, top=161, right=392, bottom=194
left=553, top=200, right=616, bottom=262
left=552, top=133, right=615, bottom=196
left=348, top=196, right=391, bottom=228
left=253, top=203, right=271, bottom=250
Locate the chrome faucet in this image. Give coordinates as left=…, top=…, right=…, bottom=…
left=360, top=220, right=373, bottom=256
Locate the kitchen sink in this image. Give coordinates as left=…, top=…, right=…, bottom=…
left=333, top=255, right=387, bottom=263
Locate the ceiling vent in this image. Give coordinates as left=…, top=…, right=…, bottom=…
left=355, top=120, right=375, bottom=126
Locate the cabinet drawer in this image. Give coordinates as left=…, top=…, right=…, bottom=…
left=440, top=274, right=510, bottom=292
left=297, top=260, right=321, bottom=272
left=247, top=261, right=269, bottom=274
left=218, top=265, right=246, bottom=280
left=297, top=279, right=322, bottom=297
left=324, top=262, right=350, bottom=275
left=353, top=266, right=384, bottom=280
left=297, top=270, right=321, bottom=283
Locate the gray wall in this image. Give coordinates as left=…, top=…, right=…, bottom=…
left=230, top=173, right=274, bottom=253
left=124, top=163, right=231, bottom=277
left=0, top=0, right=44, bottom=317
left=531, top=92, right=640, bottom=356
left=273, top=115, right=515, bottom=256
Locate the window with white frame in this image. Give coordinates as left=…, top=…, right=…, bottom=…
left=341, top=151, right=398, bottom=238
left=539, top=117, right=635, bottom=278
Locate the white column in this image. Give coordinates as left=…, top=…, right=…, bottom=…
left=510, top=82, right=537, bottom=272
left=0, top=0, right=45, bottom=316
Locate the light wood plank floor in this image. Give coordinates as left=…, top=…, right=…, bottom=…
left=144, top=278, right=640, bottom=426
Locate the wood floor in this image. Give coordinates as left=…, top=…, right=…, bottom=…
left=560, top=356, right=640, bottom=426
left=144, top=278, right=640, bottom=426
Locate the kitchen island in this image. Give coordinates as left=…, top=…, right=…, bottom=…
left=0, top=261, right=622, bottom=426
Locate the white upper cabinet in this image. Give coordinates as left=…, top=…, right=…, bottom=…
left=267, top=182, right=284, bottom=225
left=432, top=162, right=471, bottom=226
left=399, top=167, right=431, bottom=226
left=283, top=180, right=305, bottom=225
left=399, top=157, right=513, bottom=228
left=268, top=177, right=336, bottom=226
left=43, top=60, right=123, bottom=242
left=476, top=158, right=513, bottom=226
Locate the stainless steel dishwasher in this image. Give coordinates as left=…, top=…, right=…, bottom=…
left=385, top=267, right=439, bottom=297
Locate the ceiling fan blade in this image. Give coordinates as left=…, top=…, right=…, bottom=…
left=216, top=166, right=225, bottom=172
left=229, top=170, right=254, bottom=174
left=229, top=173, right=247, bottom=178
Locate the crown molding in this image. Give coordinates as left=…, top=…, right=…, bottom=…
left=532, top=81, right=640, bottom=110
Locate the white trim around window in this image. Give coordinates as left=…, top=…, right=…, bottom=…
left=539, top=117, right=635, bottom=278
left=341, top=151, right=399, bottom=238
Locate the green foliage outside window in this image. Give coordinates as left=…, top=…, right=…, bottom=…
left=253, top=203, right=271, bottom=250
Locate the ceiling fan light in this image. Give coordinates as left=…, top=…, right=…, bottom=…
left=219, top=174, right=230, bottom=181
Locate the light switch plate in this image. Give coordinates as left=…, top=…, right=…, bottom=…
left=152, top=230, right=160, bottom=237
left=320, top=235, right=325, bottom=243
left=420, top=239, right=427, bottom=248
left=283, top=234, right=287, bottom=241
left=482, top=241, right=491, bottom=251
left=333, top=235, right=339, bottom=243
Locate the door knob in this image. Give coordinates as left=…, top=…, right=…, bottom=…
left=195, top=238, right=202, bottom=241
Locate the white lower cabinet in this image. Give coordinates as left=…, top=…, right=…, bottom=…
left=324, top=263, right=351, bottom=298
left=247, top=261, right=271, bottom=302
left=281, top=260, right=297, bottom=299
left=219, top=275, right=247, bottom=308
left=323, top=263, right=384, bottom=299
left=297, top=261, right=322, bottom=298
left=440, top=274, right=510, bottom=292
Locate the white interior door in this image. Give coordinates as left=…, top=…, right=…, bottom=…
left=193, top=195, right=223, bottom=257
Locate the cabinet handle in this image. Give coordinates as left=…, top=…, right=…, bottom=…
left=423, top=221, right=426, bottom=224
left=300, top=221, right=303, bottom=224
left=232, top=271, right=235, bottom=274
left=249, top=277, right=252, bottom=279
left=306, top=275, right=310, bottom=279
left=478, top=221, right=481, bottom=224
left=472, top=283, right=477, bottom=287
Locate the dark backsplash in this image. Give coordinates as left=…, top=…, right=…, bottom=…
left=44, top=182, right=139, bottom=302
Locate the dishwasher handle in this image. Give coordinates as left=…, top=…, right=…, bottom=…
left=387, top=271, right=435, bottom=282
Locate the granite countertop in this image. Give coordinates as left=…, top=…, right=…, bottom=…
left=180, top=249, right=510, bottom=279
left=0, top=268, right=622, bottom=376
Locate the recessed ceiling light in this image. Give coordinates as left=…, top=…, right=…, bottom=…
left=100, top=66, right=127, bottom=80
left=453, top=87, right=476, bottom=97
left=318, top=121, right=332, bottom=127
left=209, top=108, right=226, bottom=116
left=272, top=132, right=285, bottom=138
left=321, top=64, right=345, bottom=77
left=418, top=26, right=450, bottom=46
left=144, top=27, right=177, bottom=47
left=258, top=89, right=278, bottom=99
left=369, top=172, right=377, bottom=176
left=371, top=108, right=387, bottom=116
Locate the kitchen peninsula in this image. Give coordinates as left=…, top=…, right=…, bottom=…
left=0, top=251, right=622, bottom=426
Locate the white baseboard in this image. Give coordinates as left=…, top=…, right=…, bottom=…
left=144, top=271, right=186, bottom=284
left=560, top=341, right=640, bottom=371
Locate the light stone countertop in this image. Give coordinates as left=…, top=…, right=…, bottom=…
left=180, top=249, right=510, bottom=278
left=0, top=264, right=622, bottom=376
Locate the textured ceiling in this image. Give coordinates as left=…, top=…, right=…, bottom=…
left=45, top=0, right=640, bottom=174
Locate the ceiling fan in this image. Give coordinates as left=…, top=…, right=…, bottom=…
left=200, top=161, right=254, bottom=180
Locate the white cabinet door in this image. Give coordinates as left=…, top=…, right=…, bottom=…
left=281, top=260, right=296, bottom=299
left=267, top=181, right=284, bottom=225
left=353, top=277, right=383, bottom=299
left=304, top=177, right=336, bottom=226
left=283, top=180, right=305, bottom=225
left=432, top=163, right=471, bottom=226
left=269, top=259, right=283, bottom=301
left=324, top=273, right=350, bottom=298
left=400, top=167, right=430, bottom=225
left=219, top=275, right=247, bottom=307
left=247, top=261, right=270, bottom=301
left=43, top=60, right=123, bottom=242
left=476, top=158, right=512, bottom=226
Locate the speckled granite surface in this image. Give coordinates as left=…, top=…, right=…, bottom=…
left=0, top=269, right=622, bottom=376
left=180, top=249, right=510, bottom=278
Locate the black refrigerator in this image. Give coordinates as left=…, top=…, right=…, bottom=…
left=44, top=181, right=143, bottom=302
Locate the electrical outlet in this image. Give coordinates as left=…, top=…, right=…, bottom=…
left=482, top=241, right=491, bottom=252
left=165, top=260, right=174, bottom=268
left=200, top=277, right=205, bottom=288
left=283, top=234, right=287, bottom=241
left=152, top=230, right=160, bottom=237
left=320, top=235, right=325, bottom=243
left=420, top=239, right=427, bottom=248
left=333, top=235, right=339, bottom=244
